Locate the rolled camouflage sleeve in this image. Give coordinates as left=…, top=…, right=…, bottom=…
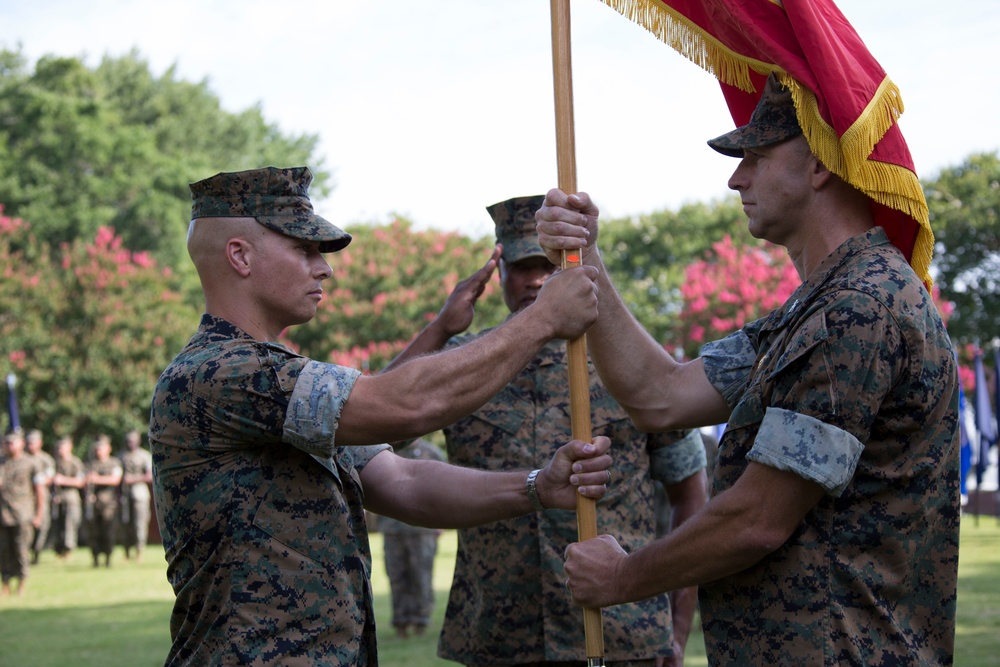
left=283, top=360, right=362, bottom=458
left=748, top=407, right=863, bottom=496
left=701, top=329, right=757, bottom=409
left=649, top=430, right=707, bottom=485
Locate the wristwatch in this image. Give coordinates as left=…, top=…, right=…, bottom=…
left=525, top=468, right=546, bottom=512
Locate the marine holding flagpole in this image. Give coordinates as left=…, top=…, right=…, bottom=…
left=543, top=72, right=959, bottom=666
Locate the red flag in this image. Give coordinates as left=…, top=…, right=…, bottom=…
left=596, top=0, right=933, bottom=286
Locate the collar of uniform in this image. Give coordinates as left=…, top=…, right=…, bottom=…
left=766, top=226, right=892, bottom=331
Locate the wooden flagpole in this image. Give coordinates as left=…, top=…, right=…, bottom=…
left=549, top=1, right=605, bottom=664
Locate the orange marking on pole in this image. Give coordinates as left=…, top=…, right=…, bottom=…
left=567, top=254, right=580, bottom=263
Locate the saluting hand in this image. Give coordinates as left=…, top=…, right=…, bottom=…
left=435, top=245, right=501, bottom=337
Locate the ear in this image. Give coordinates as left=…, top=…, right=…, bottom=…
left=810, top=155, right=834, bottom=190
left=226, top=238, right=253, bottom=277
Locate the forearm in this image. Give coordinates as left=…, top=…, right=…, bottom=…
left=585, top=252, right=729, bottom=431
left=584, top=255, right=685, bottom=427
left=89, top=474, right=122, bottom=486
left=367, top=459, right=533, bottom=528
left=619, top=489, right=776, bottom=602
left=342, top=307, right=558, bottom=445
left=382, top=319, right=453, bottom=373
left=664, top=471, right=707, bottom=650
left=364, top=438, right=611, bottom=528
left=619, top=465, right=821, bottom=602
left=669, top=584, right=698, bottom=652
left=33, top=485, right=45, bottom=521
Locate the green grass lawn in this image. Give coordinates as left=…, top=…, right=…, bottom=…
left=1, top=515, right=997, bottom=666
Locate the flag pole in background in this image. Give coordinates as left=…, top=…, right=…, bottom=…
left=549, top=1, right=606, bottom=665
left=994, top=346, right=1000, bottom=523
left=973, top=350, right=997, bottom=524
left=6, top=372, right=21, bottom=434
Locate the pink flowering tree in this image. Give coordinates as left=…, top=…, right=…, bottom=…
left=672, top=235, right=801, bottom=359
left=670, top=235, right=973, bottom=386
left=284, top=218, right=507, bottom=372
left=0, top=206, right=198, bottom=442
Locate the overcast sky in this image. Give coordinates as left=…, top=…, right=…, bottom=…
left=3, top=0, right=999, bottom=240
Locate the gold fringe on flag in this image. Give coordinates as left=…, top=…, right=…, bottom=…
left=595, top=0, right=934, bottom=287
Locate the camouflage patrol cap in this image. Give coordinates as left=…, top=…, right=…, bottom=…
left=189, top=166, right=352, bottom=253
left=487, top=195, right=547, bottom=263
left=707, top=73, right=802, bottom=158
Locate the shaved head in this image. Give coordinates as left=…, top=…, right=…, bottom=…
left=188, top=217, right=263, bottom=270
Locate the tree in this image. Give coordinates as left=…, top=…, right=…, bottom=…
left=600, top=196, right=750, bottom=345
left=924, top=151, right=1000, bottom=346
left=673, top=235, right=801, bottom=359
left=0, top=47, right=327, bottom=273
left=0, top=205, right=199, bottom=446
left=283, top=218, right=507, bottom=372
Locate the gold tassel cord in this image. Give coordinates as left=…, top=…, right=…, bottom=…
left=599, top=0, right=769, bottom=92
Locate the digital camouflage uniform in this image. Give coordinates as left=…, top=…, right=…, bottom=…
left=149, top=314, right=390, bottom=667
left=120, top=445, right=153, bottom=554
left=381, top=438, right=446, bottom=633
left=26, top=445, right=54, bottom=560
left=699, top=228, right=959, bottom=666
left=52, top=452, right=85, bottom=555
left=437, top=334, right=707, bottom=666
left=86, top=455, right=122, bottom=562
left=0, top=454, right=44, bottom=582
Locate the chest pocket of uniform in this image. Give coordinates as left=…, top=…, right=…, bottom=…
left=589, top=384, right=630, bottom=429
left=251, top=457, right=347, bottom=566
left=767, top=309, right=829, bottom=381
left=766, top=309, right=837, bottom=417
left=472, top=384, right=534, bottom=437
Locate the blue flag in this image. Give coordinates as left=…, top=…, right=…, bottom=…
left=958, top=378, right=971, bottom=497
left=973, top=352, right=996, bottom=486
left=5, top=372, right=20, bottom=434
left=994, top=348, right=1000, bottom=444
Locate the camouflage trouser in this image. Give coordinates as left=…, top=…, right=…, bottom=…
left=88, top=498, right=117, bottom=557
left=0, top=521, right=32, bottom=581
left=31, top=500, right=51, bottom=556
left=52, top=498, right=82, bottom=554
left=383, top=531, right=438, bottom=628
left=120, top=494, right=151, bottom=550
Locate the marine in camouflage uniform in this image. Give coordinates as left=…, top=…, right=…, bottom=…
left=51, top=435, right=86, bottom=559
left=380, top=438, right=446, bottom=638
left=25, top=429, right=54, bottom=564
left=0, top=431, right=45, bottom=594
left=550, top=73, right=960, bottom=666
left=119, top=429, right=154, bottom=561
left=697, top=226, right=958, bottom=665
left=151, top=313, right=389, bottom=666
left=440, top=338, right=705, bottom=667
left=149, top=166, right=610, bottom=667
left=389, top=197, right=708, bottom=667
left=85, top=436, right=122, bottom=568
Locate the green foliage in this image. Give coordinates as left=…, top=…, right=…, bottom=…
left=285, top=219, right=507, bottom=371
left=0, top=208, right=199, bottom=445
left=925, top=151, right=1000, bottom=345
left=0, top=47, right=328, bottom=272
left=600, top=196, right=747, bottom=345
